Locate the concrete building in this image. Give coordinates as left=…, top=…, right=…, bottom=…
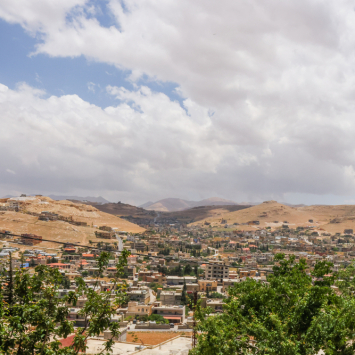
left=125, top=301, right=152, bottom=317
left=160, top=291, right=182, bottom=306
left=205, top=261, right=229, bottom=280
left=152, top=304, right=186, bottom=323
left=166, top=276, right=197, bottom=285
left=127, top=289, right=150, bottom=304
left=198, top=280, right=218, bottom=292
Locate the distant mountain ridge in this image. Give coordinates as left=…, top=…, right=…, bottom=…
left=48, top=195, right=110, bottom=204
left=139, top=197, right=238, bottom=212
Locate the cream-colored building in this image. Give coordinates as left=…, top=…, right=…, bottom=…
left=125, top=301, right=152, bottom=317
left=198, top=280, right=217, bottom=292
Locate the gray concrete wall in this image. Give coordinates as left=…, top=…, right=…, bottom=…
left=103, top=328, right=127, bottom=341
left=135, top=323, right=170, bottom=329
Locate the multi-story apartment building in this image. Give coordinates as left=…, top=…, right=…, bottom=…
left=127, top=289, right=150, bottom=304
left=205, top=261, right=229, bottom=280
left=160, top=291, right=182, bottom=306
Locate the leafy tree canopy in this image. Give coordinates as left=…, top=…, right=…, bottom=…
left=0, top=250, right=130, bottom=354
left=191, top=254, right=355, bottom=355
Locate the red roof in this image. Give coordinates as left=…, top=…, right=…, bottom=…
left=82, top=254, right=94, bottom=257
left=48, top=263, right=66, bottom=266
left=59, top=334, right=87, bottom=348
left=59, top=334, right=76, bottom=348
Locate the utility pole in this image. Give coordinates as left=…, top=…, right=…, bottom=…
left=7, top=252, right=13, bottom=308
left=192, top=290, right=197, bottom=348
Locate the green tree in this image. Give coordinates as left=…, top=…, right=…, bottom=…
left=181, top=279, right=187, bottom=305
left=61, top=275, right=71, bottom=289
left=191, top=254, right=355, bottom=355
left=184, top=264, right=192, bottom=275
left=194, top=265, right=198, bottom=278
left=0, top=250, right=130, bottom=354
left=147, top=314, right=169, bottom=324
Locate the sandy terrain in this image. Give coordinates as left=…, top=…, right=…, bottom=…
left=127, top=332, right=184, bottom=345
left=190, top=200, right=355, bottom=234
left=0, top=197, right=144, bottom=247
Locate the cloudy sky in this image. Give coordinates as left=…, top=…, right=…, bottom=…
left=1, top=0, right=355, bottom=205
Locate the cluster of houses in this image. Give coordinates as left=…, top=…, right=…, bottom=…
left=0, top=212, right=355, bottom=334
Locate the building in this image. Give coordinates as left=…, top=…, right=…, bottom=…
left=222, top=279, right=240, bottom=292
left=20, top=234, right=42, bottom=246
left=198, top=280, right=218, bottom=292
left=95, top=231, right=115, bottom=239
left=166, top=276, right=197, bottom=285
left=151, top=304, right=186, bottom=324
left=125, top=301, right=152, bottom=317
left=204, top=299, right=224, bottom=313
left=127, top=290, right=150, bottom=304
left=205, top=261, right=229, bottom=280
left=160, top=291, right=182, bottom=306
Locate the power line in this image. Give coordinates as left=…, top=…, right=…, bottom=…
left=0, top=232, right=230, bottom=268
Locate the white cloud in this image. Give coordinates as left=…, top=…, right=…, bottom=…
left=0, top=81, right=355, bottom=204
left=1, top=1, right=355, bottom=202
left=87, top=82, right=96, bottom=93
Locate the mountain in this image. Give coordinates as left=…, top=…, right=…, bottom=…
left=0, top=196, right=144, bottom=248
left=48, top=195, right=110, bottom=204
left=139, top=201, right=154, bottom=209
left=140, top=197, right=237, bottom=212
left=192, top=200, right=355, bottom=234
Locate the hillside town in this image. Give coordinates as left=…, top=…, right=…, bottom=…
left=0, top=195, right=354, bottom=353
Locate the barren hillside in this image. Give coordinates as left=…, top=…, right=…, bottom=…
left=89, top=201, right=250, bottom=225
left=191, top=200, right=355, bottom=234
left=142, top=197, right=237, bottom=212
left=0, top=197, right=144, bottom=248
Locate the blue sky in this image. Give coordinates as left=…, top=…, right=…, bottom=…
left=0, top=19, right=183, bottom=110
left=1, top=0, right=355, bottom=206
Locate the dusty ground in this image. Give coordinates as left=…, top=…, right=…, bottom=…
left=190, top=200, right=355, bottom=234
left=86, top=336, right=192, bottom=355
left=0, top=197, right=144, bottom=248
left=127, top=332, right=190, bottom=345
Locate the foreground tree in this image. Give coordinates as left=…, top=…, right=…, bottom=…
left=190, top=254, right=355, bottom=355
left=0, top=249, right=130, bottom=354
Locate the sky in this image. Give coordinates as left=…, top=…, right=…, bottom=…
left=1, top=0, right=355, bottom=206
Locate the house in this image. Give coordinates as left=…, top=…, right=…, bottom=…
left=125, top=301, right=153, bottom=317
left=166, top=276, right=197, bottom=285
left=127, top=290, right=150, bottom=304
left=198, top=280, right=217, bottom=292
left=151, top=304, right=185, bottom=324
left=20, top=234, right=42, bottom=246
left=160, top=291, right=182, bottom=306
left=82, top=254, right=95, bottom=260
left=204, top=299, right=224, bottom=313
left=205, top=261, right=229, bottom=280
left=48, top=263, right=71, bottom=270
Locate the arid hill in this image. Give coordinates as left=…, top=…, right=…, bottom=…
left=0, top=197, right=144, bottom=248
left=191, top=200, right=355, bottom=234
left=140, top=197, right=237, bottom=212
left=88, top=201, right=250, bottom=225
